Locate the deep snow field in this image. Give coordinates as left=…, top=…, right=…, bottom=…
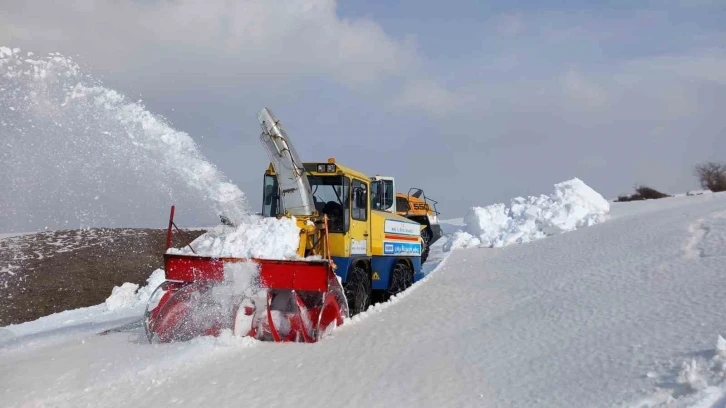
left=2, top=187, right=725, bottom=408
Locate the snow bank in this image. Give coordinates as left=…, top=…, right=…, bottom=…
left=104, top=269, right=166, bottom=311
left=0, top=328, right=15, bottom=344
left=167, top=215, right=301, bottom=260
left=445, top=178, right=609, bottom=251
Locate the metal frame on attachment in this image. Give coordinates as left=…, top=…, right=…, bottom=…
left=166, top=205, right=197, bottom=254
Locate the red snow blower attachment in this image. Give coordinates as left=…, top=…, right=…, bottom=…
left=143, top=205, right=348, bottom=343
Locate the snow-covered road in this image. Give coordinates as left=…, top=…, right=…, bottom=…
left=2, top=193, right=726, bottom=408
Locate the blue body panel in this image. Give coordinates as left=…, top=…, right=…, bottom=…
left=334, top=256, right=422, bottom=290
left=411, top=257, right=423, bottom=282
left=370, top=256, right=396, bottom=290
left=331, top=256, right=352, bottom=283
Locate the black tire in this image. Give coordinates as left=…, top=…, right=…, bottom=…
left=344, top=265, right=371, bottom=316
left=387, top=261, right=413, bottom=298
left=421, top=226, right=432, bottom=264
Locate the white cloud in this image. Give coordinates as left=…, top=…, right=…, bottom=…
left=560, top=70, right=609, bottom=109
left=625, top=49, right=726, bottom=85
left=0, top=0, right=418, bottom=88
left=390, top=79, right=463, bottom=117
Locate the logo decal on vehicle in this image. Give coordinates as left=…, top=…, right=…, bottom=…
left=384, top=220, right=419, bottom=236
left=351, top=239, right=367, bottom=255
left=383, top=242, right=421, bottom=255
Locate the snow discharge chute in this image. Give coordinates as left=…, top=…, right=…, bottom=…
left=257, top=107, right=315, bottom=217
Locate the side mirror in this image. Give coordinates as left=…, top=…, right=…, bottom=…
left=353, top=187, right=367, bottom=208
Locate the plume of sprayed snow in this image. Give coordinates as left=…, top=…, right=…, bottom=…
left=224, top=261, right=265, bottom=298
left=0, top=46, right=250, bottom=230
left=444, top=178, right=610, bottom=251
left=104, top=259, right=272, bottom=341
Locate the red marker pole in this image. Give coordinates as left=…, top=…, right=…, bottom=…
left=166, top=205, right=175, bottom=250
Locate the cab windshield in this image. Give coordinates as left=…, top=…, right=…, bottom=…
left=308, top=175, right=350, bottom=233
left=371, top=179, right=394, bottom=211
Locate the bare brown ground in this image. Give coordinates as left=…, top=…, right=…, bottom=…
left=0, top=228, right=205, bottom=326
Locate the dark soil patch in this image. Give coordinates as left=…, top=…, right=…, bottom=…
left=616, top=185, right=671, bottom=202
left=0, top=228, right=205, bottom=326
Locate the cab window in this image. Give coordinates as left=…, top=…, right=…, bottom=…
left=370, top=181, right=380, bottom=210
left=309, top=175, right=350, bottom=233
left=381, top=180, right=394, bottom=210
left=262, top=174, right=279, bottom=217
left=370, top=180, right=394, bottom=211
left=351, top=179, right=368, bottom=221
left=396, top=196, right=410, bottom=212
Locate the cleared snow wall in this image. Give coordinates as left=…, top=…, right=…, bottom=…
left=444, top=178, right=610, bottom=251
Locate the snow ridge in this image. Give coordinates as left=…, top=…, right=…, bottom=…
left=445, top=177, right=610, bottom=250
left=105, top=269, right=166, bottom=311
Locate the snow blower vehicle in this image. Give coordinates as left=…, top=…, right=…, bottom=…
left=144, top=108, right=425, bottom=343
left=369, top=176, right=443, bottom=263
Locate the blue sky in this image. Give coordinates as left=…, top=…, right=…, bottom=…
left=339, top=1, right=725, bottom=56
left=1, top=0, right=725, bottom=229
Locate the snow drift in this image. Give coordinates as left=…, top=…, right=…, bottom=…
left=104, top=269, right=166, bottom=311
left=4, top=192, right=726, bottom=408
left=445, top=178, right=609, bottom=250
